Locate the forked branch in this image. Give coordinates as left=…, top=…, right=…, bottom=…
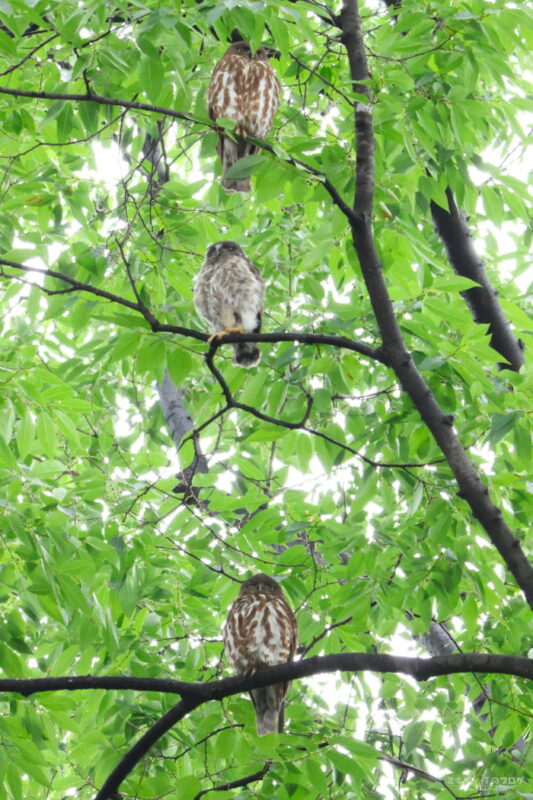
left=1, top=651, right=531, bottom=800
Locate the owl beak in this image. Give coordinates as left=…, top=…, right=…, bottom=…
left=264, top=47, right=281, bottom=60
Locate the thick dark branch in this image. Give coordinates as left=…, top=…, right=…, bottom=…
left=202, top=329, right=383, bottom=361
left=339, top=3, right=373, bottom=218
left=1, top=653, right=531, bottom=701
left=431, top=192, right=525, bottom=371
left=377, top=3, right=524, bottom=372
left=2, top=653, right=529, bottom=800
left=94, top=697, right=200, bottom=800
left=337, top=0, right=533, bottom=610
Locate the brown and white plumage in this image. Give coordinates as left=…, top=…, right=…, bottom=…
left=207, top=41, right=281, bottom=193
left=194, top=241, right=265, bottom=368
left=223, top=574, right=298, bottom=736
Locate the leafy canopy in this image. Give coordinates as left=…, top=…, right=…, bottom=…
left=0, top=0, right=531, bottom=798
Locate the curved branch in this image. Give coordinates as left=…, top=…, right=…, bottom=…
left=1, top=652, right=530, bottom=800
left=203, top=347, right=443, bottom=470
left=193, top=762, right=271, bottom=799
left=377, top=3, right=524, bottom=373
left=94, top=697, right=200, bottom=800
left=0, top=85, right=360, bottom=225
left=205, top=344, right=314, bottom=429
left=0, top=258, right=384, bottom=360
left=1, top=652, right=531, bottom=700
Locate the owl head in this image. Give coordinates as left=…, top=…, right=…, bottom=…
left=205, top=241, right=245, bottom=261
left=240, top=573, right=282, bottom=596
left=227, top=41, right=279, bottom=61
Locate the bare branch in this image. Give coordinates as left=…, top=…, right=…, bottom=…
left=94, top=697, right=200, bottom=800
left=0, top=32, right=59, bottom=77
left=1, top=652, right=530, bottom=701
left=205, top=343, right=314, bottom=429
left=0, top=85, right=362, bottom=224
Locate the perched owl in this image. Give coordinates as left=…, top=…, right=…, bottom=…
left=224, top=574, right=298, bottom=736
left=194, top=241, right=265, bottom=368
left=207, top=41, right=281, bottom=193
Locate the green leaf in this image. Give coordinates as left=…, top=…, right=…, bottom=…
left=328, top=748, right=367, bottom=780
left=223, top=154, right=267, bottom=179
left=139, top=54, right=164, bottom=102
left=16, top=413, right=35, bottom=460
left=487, top=412, right=518, bottom=445
left=167, top=349, right=193, bottom=383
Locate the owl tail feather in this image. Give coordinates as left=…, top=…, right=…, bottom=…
left=218, top=136, right=254, bottom=194
left=251, top=686, right=281, bottom=736
left=222, top=175, right=251, bottom=194
left=233, top=342, right=260, bottom=368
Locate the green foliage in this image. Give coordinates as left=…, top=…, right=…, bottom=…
left=0, top=0, right=531, bottom=799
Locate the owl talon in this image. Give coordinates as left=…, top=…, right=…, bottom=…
left=208, top=325, right=244, bottom=343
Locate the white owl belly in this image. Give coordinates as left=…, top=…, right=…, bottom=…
left=240, top=602, right=289, bottom=666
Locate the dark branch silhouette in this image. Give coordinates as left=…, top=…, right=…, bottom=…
left=337, top=0, right=533, bottom=609
left=376, top=0, right=525, bottom=371
left=0, top=258, right=384, bottom=361
left=0, top=85, right=202, bottom=125
left=1, top=250, right=531, bottom=604
left=193, top=763, right=271, bottom=799
left=1, top=652, right=531, bottom=800
left=430, top=191, right=525, bottom=371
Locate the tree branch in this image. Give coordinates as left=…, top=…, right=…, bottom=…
left=0, top=32, right=59, bottom=77
left=1, top=652, right=530, bottom=701
left=0, top=85, right=201, bottom=125
left=205, top=343, right=314, bottom=429
left=376, top=2, right=525, bottom=372
left=94, top=697, right=200, bottom=800
left=1, top=652, right=530, bottom=800
left=337, top=0, right=533, bottom=610
left=0, top=85, right=362, bottom=225
left=0, top=258, right=384, bottom=360
left=3, top=259, right=531, bottom=605
left=193, top=762, right=271, bottom=799
left=430, top=191, right=525, bottom=371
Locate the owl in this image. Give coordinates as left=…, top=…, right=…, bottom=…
left=223, top=573, right=298, bottom=736
left=207, top=41, right=281, bottom=193
left=194, top=241, right=265, bottom=368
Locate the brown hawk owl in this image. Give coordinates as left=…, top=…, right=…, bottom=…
left=223, top=574, right=298, bottom=736
left=194, top=241, right=265, bottom=368
left=207, top=41, right=281, bottom=193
